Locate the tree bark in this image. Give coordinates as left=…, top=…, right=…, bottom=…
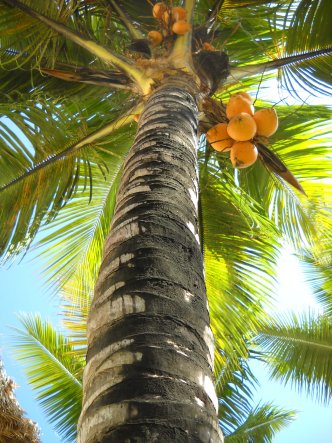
left=78, top=76, right=223, bottom=443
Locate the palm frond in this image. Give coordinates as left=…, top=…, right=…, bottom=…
left=200, top=163, right=282, bottom=375
left=41, top=66, right=132, bottom=90
left=0, top=1, right=93, bottom=70
left=224, top=402, right=296, bottom=442
left=3, top=0, right=125, bottom=66
left=257, top=313, right=332, bottom=404
left=216, top=353, right=257, bottom=436
left=301, top=252, right=332, bottom=316
left=12, top=314, right=84, bottom=442
left=106, top=0, right=144, bottom=40
left=0, top=58, right=115, bottom=101
left=0, top=92, right=135, bottom=262
left=230, top=47, right=332, bottom=84
left=269, top=0, right=332, bottom=96
left=59, top=276, right=91, bottom=358
left=37, top=159, right=125, bottom=292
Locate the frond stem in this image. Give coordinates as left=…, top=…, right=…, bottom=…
left=0, top=103, right=143, bottom=193
left=107, top=0, right=144, bottom=40
left=229, top=47, right=332, bottom=81
left=5, top=0, right=153, bottom=94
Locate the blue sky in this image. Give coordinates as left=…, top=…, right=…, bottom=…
left=1, top=248, right=331, bottom=442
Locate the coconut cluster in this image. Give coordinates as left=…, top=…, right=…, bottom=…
left=149, top=3, right=191, bottom=46
left=206, top=92, right=278, bottom=169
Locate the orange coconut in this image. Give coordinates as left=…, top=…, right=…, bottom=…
left=232, top=91, right=253, bottom=103
left=226, top=95, right=254, bottom=120
left=162, top=10, right=169, bottom=23
left=206, top=123, right=234, bottom=152
left=133, top=114, right=140, bottom=123
left=202, top=42, right=215, bottom=51
left=227, top=113, right=257, bottom=141
left=172, top=6, right=187, bottom=21
left=230, top=141, right=258, bottom=168
left=148, top=30, right=163, bottom=46
left=152, top=2, right=167, bottom=19
left=253, top=108, right=278, bottom=137
left=172, top=20, right=191, bottom=35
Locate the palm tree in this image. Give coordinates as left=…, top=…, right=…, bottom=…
left=0, top=358, right=40, bottom=443
left=11, top=309, right=296, bottom=442
left=0, top=0, right=331, bottom=442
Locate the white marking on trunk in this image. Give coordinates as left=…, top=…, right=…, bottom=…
left=97, top=253, right=134, bottom=284
left=203, top=325, right=215, bottom=367
left=111, top=294, right=146, bottom=319
left=188, top=187, right=198, bottom=208
left=125, top=184, right=151, bottom=195
left=109, top=221, right=141, bottom=245
left=129, top=168, right=154, bottom=181
left=84, top=339, right=143, bottom=394
left=78, top=404, right=130, bottom=443
left=94, top=281, right=125, bottom=306
left=183, top=290, right=195, bottom=302
left=166, top=339, right=191, bottom=357
left=186, top=221, right=200, bottom=243
left=195, top=396, right=205, bottom=408
left=198, top=373, right=219, bottom=412
left=100, top=350, right=143, bottom=368
left=88, top=294, right=145, bottom=339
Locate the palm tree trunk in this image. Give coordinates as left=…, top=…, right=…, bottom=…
left=78, top=76, right=223, bottom=443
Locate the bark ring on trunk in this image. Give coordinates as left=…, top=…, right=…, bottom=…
left=78, top=76, right=223, bottom=443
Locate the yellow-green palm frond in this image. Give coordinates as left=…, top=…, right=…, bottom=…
left=200, top=163, right=282, bottom=375
left=302, top=245, right=332, bottom=317
left=257, top=313, right=332, bottom=404
left=0, top=91, right=135, bottom=263
left=59, top=274, right=91, bottom=358
left=12, top=314, right=84, bottom=442
left=216, top=352, right=258, bottom=436
left=224, top=402, right=296, bottom=442
left=268, top=0, right=332, bottom=97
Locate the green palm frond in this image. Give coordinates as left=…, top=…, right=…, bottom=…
left=210, top=0, right=332, bottom=97
left=59, top=276, right=91, bottom=358
left=0, top=91, right=135, bottom=262
left=224, top=402, right=296, bottom=442
left=0, top=55, right=124, bottom=102
left=12, top=314, right=84, bottom=442
left=0, top=1, right=92, bottom=70
left=278, top=0, right=331, bottom=54
left=107, top=0, right=145, bottom=40
left=200, top=164, right=281, bottom=373
left=300, top=213, right=332, bottom=316
left=304, top=264, right=332, bottom=316
left=216, top=353, right=257, bottom=436
left=302, top=254, right=332, bottom=316
left=37, top=160, right=124, bottom=292
left=269, top=0, right=332, bottom=96
left=257, top=313, right=332, bottom=404
left=4, top=0, right=151, bottom=92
